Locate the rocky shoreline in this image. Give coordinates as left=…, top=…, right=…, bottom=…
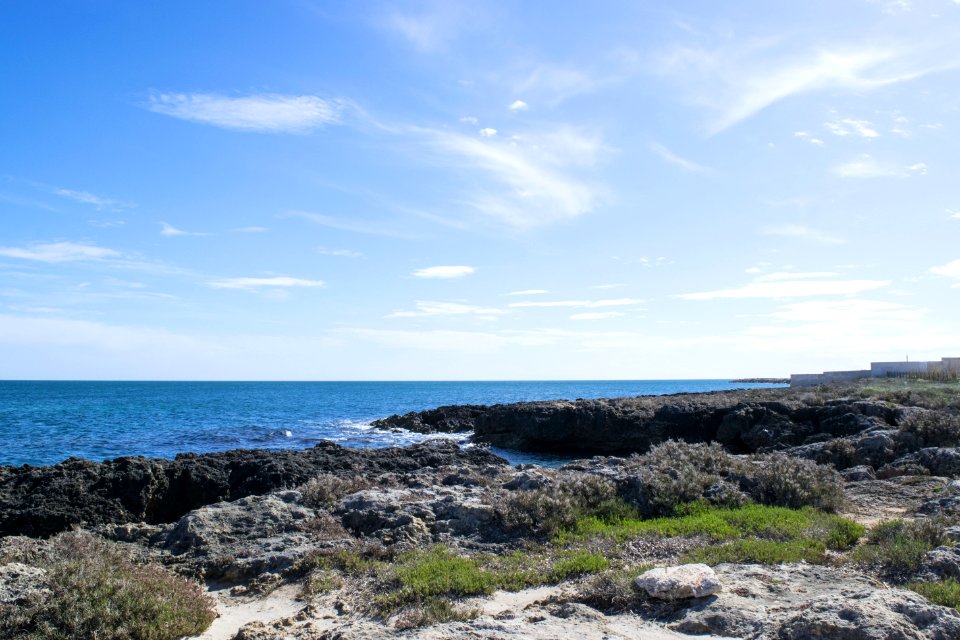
left=3, top=379, right=960, bottom=639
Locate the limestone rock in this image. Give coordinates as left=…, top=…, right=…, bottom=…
left=635, top=564, right=721, bottom=600
left=0, top=562, right=50, bottom=606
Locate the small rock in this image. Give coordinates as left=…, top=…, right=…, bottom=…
left=0, top=562, right=50, bottom=606
left=635, top=563, right=721, bottom=600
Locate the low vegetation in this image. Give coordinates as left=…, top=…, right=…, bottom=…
left=0, top=531, right=214, bottom=640
left=907, top=578, right=960, bottom=611
left=853, top=518, right=952, bottom=578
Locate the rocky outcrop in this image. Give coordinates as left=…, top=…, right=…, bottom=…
left=0, top=562, right=49, bottom=606
left=373, top=390, right=919, bottom=457
left=665, top=563, right=960, bottom=640
left=0, top=441, right=507, bottom=537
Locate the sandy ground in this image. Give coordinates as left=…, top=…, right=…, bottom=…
left=188, top=581, right=738, bottom=640
left=191, top=584, right=306, bottom=640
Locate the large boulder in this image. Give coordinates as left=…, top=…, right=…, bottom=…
left=635, top=564, right=721, bottom=600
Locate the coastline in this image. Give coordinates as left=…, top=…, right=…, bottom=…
left=4, top=378, right=960, bottom=639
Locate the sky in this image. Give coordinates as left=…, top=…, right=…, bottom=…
left=1, top=0, right=959, bottom=380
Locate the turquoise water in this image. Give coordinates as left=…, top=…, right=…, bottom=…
left=0, top=380, right=785, bottom=467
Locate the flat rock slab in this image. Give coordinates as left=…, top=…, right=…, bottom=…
left=665, top=563, right=960, bottom=640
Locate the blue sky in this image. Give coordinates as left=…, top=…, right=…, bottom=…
left=1, top=0, right=959, bottom=380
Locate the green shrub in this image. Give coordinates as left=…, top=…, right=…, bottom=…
left=500, top=473, right=636, bottom=535
left=547, top=551, right=609, bottom=582
left=854, top=518, right=949, bottom=576
left=685, top=538, right=827, bottom=565
left=0, top=531, right=214, bottom=640
left=898, top=412, right=960, bottom=449
left=752, top=454, right=845, bottom=512
left=560, top=503, right=862, bottom=552
left=907, top=578, right=960, bottom=611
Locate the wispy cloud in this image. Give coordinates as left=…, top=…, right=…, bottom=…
left=379, top=2, right=478, bottom=52
left=659, top=38, right=957, bottom=133
left=0, top=242, right=121, bottom=263
left=832, top=154, right=926, bottom=178
left=506, top=289, right=548, bottom=296
left=569, top=311, right=625, bottom=321
left=159, top=222, right=209, bottom=237
left=147, top=93, right=344, bottom=133
left=508, top=100, right=528, bottom=112
left=317, top=247, right=363, bottom=258
left=678, top=277, right=890, bottom=300
left=793, top=131, right=825, bottom=145
left=207, top=276, right=325, bottom=290
left=509, top=297, right=643, bottom=309
left=769, top=299, right=925, bottom=323
left=649, top=142, right=712, bottom=173
left=479, top=127, right=497, bottom=137
left=824, top=117, right=880, bottom=138
left=386, top=301, right=505, bottom=318
left=931, top=259, right=960, bottom=285
left=412, top=265, right=475, bottom=279
left=762, top=224, right=844, bottom=245
left=234, top=226, right=269, bottom=233
left=424, top=126, right=606, bottom=228
left=284, top=211, right=420, bottom=239
left=754, top=271, right=838, bottom=282
left=948, top=209, right=960, bottom=220
left=53, top=188, right=131, bottom=211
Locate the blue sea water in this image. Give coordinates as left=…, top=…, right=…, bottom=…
left=0, top=380, right=785, bottom=467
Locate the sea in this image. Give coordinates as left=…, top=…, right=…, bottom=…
left=0, top=380, right=786, bottom=468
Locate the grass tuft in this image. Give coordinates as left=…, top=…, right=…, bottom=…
left=907, top=578, right=960, bottom=611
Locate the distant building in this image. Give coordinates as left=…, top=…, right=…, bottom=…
left=790, top=356, right=960, bottom=387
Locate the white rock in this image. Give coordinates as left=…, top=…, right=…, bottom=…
left=635, top=563, right=721, bottom=600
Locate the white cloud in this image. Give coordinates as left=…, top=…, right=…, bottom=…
left=769, top=299, right=925, bottom=324
left=0, top=242, right=121, bottom=263
left=459, top=116, right=479, bottom=125
left=386, top=301, right=505, bottom=318
left=931, top=259, right=960, bottom=282
left=208, top=276, right=325, bottom=290
left=678, top=278, right=890, bottom=300
left=508, top=100, right=529, bottom=111
left=317, top=247, right=363, bottom=258
left=53, top=188, right=130, bottom=210
left=762, top=224, right=844, bottom=245
left=569, top=311, right=625, bottom=321
left=825, top=118, right=880, bottom=138
left=479, top=127, right=497, bottom=137
left=147, top=93, right=343, bottom=133
left=904, top=162, right=927, bottom=176
left=234, top=226, right=269, bottom=233
left=425, top=126, right=605, bottom=227
left=285, top=211, right=420, bottom=239
left=755, top=271, right=839, bottom=282
left=947, top=209, right=960, bottom=220
left=831, top=154, right=900, bottom=178
left=659, top=39, right=955, bottom=133
left=412, top=265, right=475, bottom=279
left=160, top=222, right=208, bottom=237
left=506, top=289, right=548, bottom=296
left=793, top=131, right=825, bottom=145
left=380, top=4, right=475, bottom=53
left=649, top=142, right=712, bottom=173
left=509, top=298, right=643, bottom=309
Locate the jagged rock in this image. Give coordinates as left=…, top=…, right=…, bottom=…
left=916, top=496, right=960, bottom=517
left=0, top=440, right=507, bottom=537
left=635, top=564, right=721, bottom=599
left=842, top=465, right=877, bottom=481
left=334, top=486, right=504, bottom=544
left=921, top=545, right=960, bottom=580
left=163, top=490, right=350, bottom=582
left=666, top=563, right=960, bottom=640
left=0, top=562, right=50, bottom=606
left=502, top=470, right=551, bottom=491
left=893, top=448, right=960, bottom=478
left=945, top=526, right=960, bottom=543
